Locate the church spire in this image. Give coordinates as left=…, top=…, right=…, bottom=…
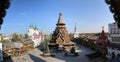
left=74, top=23, right=79, bottom=38
left=74, top=23, right=77, bottom=33
left=99, top=26, right=107, bottom=40
left=56, top=12, right=65, bottom=25
left=41, top=28, right=46, bottom=36
left=102, top=26, right=104, bottom=30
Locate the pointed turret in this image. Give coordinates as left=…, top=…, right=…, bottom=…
left=41, top=29, right=46, bottom=41
left=74, top=23, right=77, bottom=33
left=41, top=29, right=46, bottom=36
left=34, top=26, right=38, bottom=30
left=74, top=23, right=79, bottom=38
left=96, top=27, right=108, bottom=57
left=56, top=12, right=65, bottom=26
left=99, top=27, right=107, bottom=40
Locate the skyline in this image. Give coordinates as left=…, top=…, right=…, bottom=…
left=0, top=0, right=114, bottom=34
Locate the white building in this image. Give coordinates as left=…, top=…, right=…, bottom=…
left=108, top=22, right=120, bottom=43
left=28, top=25, right=41, bottom=47
left=107, top=22, right=120, bottom=57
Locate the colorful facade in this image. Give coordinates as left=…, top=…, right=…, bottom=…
left=96, top=27, right=108, bottom=57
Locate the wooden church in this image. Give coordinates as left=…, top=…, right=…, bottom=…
left=50, top=12, right=74, bottom=49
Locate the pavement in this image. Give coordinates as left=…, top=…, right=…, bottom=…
left=7, top=45, right=95, bottom=62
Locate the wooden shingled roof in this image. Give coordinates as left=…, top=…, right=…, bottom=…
left=3, top=42, right=16, bottom=51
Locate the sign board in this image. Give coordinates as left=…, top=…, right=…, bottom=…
left=0, top=43, right=3, bottom=61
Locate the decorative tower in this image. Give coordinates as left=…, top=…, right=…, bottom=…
left=51, top=12, right=70, bottom=45
left=96, top=27, right=108, bottom=57
left=73, top=24, right=79, bottom=38
left=41, top=29, right=46, bottom=41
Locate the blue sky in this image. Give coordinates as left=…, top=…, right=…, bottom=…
left=1, top=0, right=114, bottom=34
